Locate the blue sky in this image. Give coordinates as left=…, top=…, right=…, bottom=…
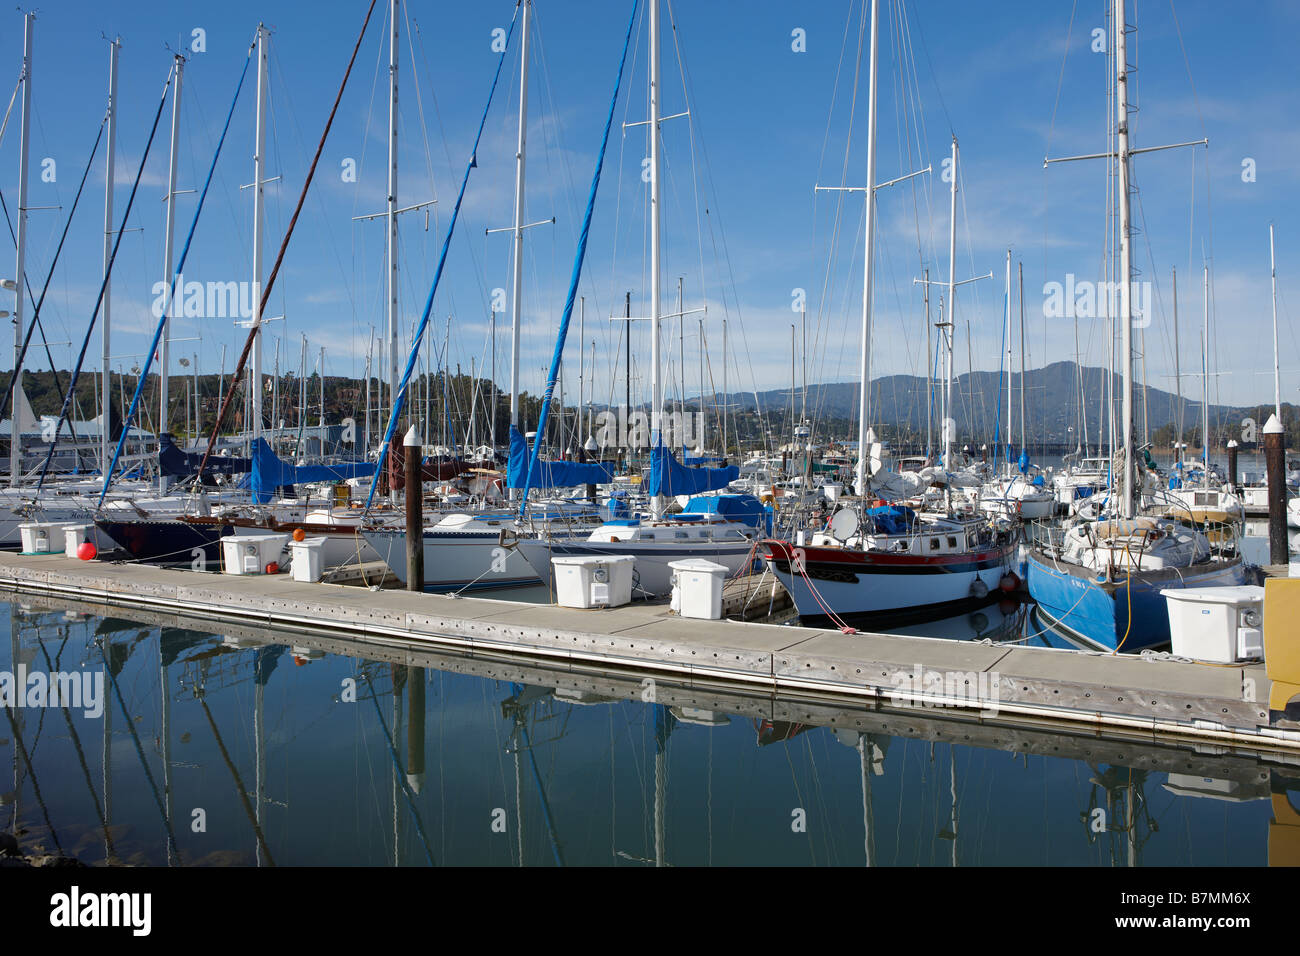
left=1, top=0, right=1296, bottom=427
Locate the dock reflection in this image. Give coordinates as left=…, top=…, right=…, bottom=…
left=0, top=595, right=1290, bottom=866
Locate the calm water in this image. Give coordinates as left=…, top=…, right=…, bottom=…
left=0, top=595, right=1288, bottom=867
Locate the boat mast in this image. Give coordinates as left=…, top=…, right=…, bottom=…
left=1115, top=0, right=1134, bottom=519
left=577, top=295, right=584, bottom=446
left=1019, top=261, right=1026, bottom=454
left=649, top=0, right=664, bottom=516
left=386, top=0, right=400, bottom=486
left=251, top=24, right=269, bottom=449
left=508, top=0, right=532, bottom=449
left=1202, top=264, right=1209, bottom=481
left=101, top=36, right=120, bottom=476
left=9, top=13, right=33, bottom=486
left=721, top=317, right=727, bottom=457
left=1003, top=249, right=1011, bottom=469
left=854, top=0, right=880, bottom=496
left=1172, top=266, right=1181, bottom=466
left=942, top=137, right=958, bottom=471
left=489, top=310, right=496, bottom=449
left=160, top=52, right=184, bottom=458
left=923, top=268, right=931, bottom=459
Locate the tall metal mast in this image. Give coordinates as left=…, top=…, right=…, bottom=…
left=251, top=24, right=269, bottom=448
left=101, top=36, right=120, bottom=476
left=577, top=295, right=584, bottom=445
left=854, top=0, right=880, bottom=496
left=1202, top=264, right=1210, bottom=480
left=386, top=0, right=399, bottom=430
left=160, top=53, right=184, bottom=451
left=1018, top=261, right=1026, bottom=453
left=1115, top=0, right=1135, bottom=518
left=648, top=0, right=664, bottom=515
left=508, top=0, right=532, bottom=436
left=9, top=13, right=33, bottom=486
left=1173, top=266, right=1181, bottom=466
left=1004, top=249, right=1011, bottom=467
left=943, top=137, right=958, bottom=470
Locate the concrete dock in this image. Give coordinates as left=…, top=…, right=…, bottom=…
left=0, top=551, right=1293, bottom=754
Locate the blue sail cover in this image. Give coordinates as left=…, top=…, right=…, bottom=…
left=648, top=443, right=738, bottom=497
left=250, top=437, right=376, bottom=503
left=507, top=425, right=612, bottom=489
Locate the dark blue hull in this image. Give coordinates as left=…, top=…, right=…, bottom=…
left=94, top=518, right=230, bottom=565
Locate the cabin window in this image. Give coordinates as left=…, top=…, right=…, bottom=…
left=947, top=536, right=958, bottom=549
left=642, top=533, right=655, bottom=541
left=930, top=538, right=940, bottom=551
left=675, top=531, right=689, bottom=540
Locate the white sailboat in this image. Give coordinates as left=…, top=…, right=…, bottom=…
left=510, top=0, right=760, bottom=598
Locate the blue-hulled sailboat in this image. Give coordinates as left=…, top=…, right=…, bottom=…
left=1025, top=0, right=1245, bottom=651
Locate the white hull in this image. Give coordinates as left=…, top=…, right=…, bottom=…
left=363, top=528, right=540, bottom=591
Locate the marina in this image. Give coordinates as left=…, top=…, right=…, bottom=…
left=0, top=0, right=1296, bottom=907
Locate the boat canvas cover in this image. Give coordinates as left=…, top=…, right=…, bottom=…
left=158, top=433, right=250, bottom=478
left=250, top=437, right=376, bottom=503
left=507, top=425, right=613, bottom=489
left=678, top=493, right=765, bottom=528
left=864, top=505, right=916, bottom=536
left=648, top=443, right=739, bottom=497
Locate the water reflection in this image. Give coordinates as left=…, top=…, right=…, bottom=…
left=0, top=597, right=1292, bottom=866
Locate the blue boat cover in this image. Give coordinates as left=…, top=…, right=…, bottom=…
left=250, top=437, right=376, bottom=503
left=864, top=505, right=917, bottom=536
left=507, top=425, right=613, bottom=489
left=678, top=493, right=764, bottom=527
left=648, top=443, right=738, bottom=497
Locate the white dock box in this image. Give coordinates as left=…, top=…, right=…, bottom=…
left=669, top=558, right=729, bottom=620
left=62, top=524, right=94, bottom=555
left=19, top=521, right=76, bottom=555
left=290, top=537, right=327, bottom=583
left=1163, top=586, right=1265, bottom=663
left=221, top=533, right=290, bottom=576
left=552, top=554, right=635, bottom=608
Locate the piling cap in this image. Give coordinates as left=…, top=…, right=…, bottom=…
left=584, top=435, right=598, bottom=452
left=1227, top=439, right=1238, bottom=448
left=403, top=425, right=420, bottom=447
left=1264, top=414, right=1284, bottom=435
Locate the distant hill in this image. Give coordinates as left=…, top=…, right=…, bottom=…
left=705, top=361, right=1296, bottom=447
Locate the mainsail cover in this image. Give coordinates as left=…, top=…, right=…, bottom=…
left=648, top=443, right=738, bottom=497
left=507, top=425, right=611, bottom=489
left=250, top=437, right=375, bottom=503
left=159, top=433, right=250, bottom=479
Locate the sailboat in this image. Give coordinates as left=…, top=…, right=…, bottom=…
left=762, top=0, right=1018, bottom=625
left=507, top=0, right=761, bottom=598
left=1025, top=0, right=1246, bottom=652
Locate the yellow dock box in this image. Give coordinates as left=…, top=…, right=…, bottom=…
left=1265, top=578, right=1300, bottom=714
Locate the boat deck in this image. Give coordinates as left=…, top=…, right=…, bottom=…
left=0, top=551, right=1291, bottom=754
